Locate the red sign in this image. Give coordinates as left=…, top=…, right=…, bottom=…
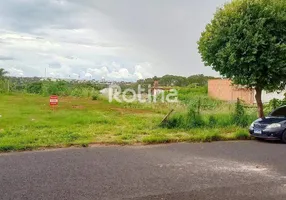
left=50, top=95, right=59, bottom=106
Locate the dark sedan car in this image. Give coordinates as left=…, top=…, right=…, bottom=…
left=249, top=106, right=286, bottom=143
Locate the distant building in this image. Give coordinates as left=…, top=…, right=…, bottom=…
left=151, top=81, right=173, bottom=96
left=208, top=79, right=285, bottom=104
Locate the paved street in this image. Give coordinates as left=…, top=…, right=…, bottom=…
left=1, top=141, right=286, bottom=200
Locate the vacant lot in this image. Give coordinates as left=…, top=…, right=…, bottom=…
left=0, top=94, right=249, bottom=152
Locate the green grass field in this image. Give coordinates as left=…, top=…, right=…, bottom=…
left=0, top=93, right=250, bottom=152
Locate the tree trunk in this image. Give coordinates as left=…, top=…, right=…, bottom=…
left=255, top=87, right=264, bottom=118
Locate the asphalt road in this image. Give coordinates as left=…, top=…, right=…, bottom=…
left=1, top=141, right=286, bottom=200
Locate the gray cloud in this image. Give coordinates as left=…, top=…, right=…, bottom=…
left=0, top=0, right=81, bottom=32
left=0, top=55, right=14, bottom=61
left=49, top=62, right=61, bottom=69
left=0, top=0, right=226, bottom=80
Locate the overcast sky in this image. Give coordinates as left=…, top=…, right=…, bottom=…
left=0, top=0, right=227, bottom=81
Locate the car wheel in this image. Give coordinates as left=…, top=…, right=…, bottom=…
left=281, top=131, right=286, bottom=143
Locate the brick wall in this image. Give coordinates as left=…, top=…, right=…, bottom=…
left=208, top=79, right=254, bottom=104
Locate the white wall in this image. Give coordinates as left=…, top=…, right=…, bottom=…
left=254, top=90, right=286, bottom=104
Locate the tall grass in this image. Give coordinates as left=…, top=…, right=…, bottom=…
left=177, top=86, right=222, bottom=111
left=162, top=98, right=256, bottom=129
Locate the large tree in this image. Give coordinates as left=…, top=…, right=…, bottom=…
left=198, top=0, right=286, bottom=118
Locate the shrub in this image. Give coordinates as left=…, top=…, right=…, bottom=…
left=232, top=99, right=249, bottom=128
left=185, top=108, right=205, bottom=128
left=163, top=98, right=254, bottom=129
left=162, top=104, right=205, bottom=129
left=161, top=113, right=183, bottom=129
left=26, top=82, right=43, bottom=94
left=91, top=92, right=100, bottom=101
left=208, top=115, right=217, bottom=127
left=265, top=98, right=286, bottom=114
left=41, top=80, right=70, bottom=96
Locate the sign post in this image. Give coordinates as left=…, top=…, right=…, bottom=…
left=50, top=95, right=58, bottom=110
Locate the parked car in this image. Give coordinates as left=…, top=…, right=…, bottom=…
left=249, top=106, right=286, bottom=143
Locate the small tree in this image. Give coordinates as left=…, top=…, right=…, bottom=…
left=0, top=68, right=8, bottom=79
left=198, top=0, right=286, bottom=118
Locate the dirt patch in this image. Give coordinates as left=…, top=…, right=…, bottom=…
left=72, top=105, right=85, bottom=109
left=56, top=97, right=101, bottom=110
left=59, top=96, right=83, bottom=103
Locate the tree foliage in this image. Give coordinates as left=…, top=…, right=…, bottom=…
left=137, top=74, right=216, bottom=87
left=198, top=0, right=286, bottom=117
left=0, top=68, right=8, bottom=78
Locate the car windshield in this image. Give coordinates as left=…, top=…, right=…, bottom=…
left=270, top=107, right=286, bottom=117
